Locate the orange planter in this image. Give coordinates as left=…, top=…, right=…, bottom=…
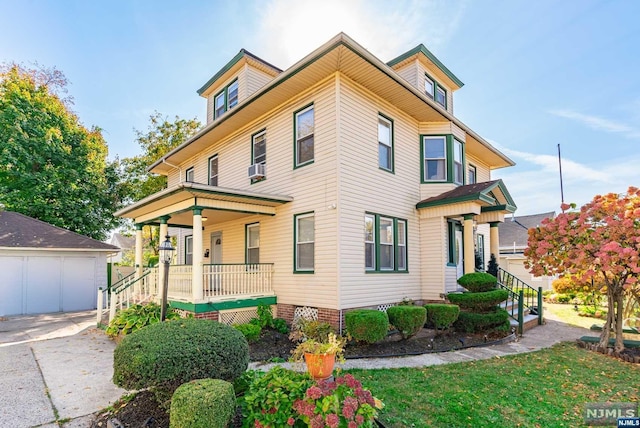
left=304, top=352, right=336, bottom=380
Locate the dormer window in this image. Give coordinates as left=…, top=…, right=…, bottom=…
left=425, top=75, right=435, bottom=99
left=425, top=73, right=447, bottom=109
left=436, top=86, right=447, bottom=108
left=214, top=79, right=239, bottom=119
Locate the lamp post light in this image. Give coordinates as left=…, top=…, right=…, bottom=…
left=158, top=234, right=175, bottom=321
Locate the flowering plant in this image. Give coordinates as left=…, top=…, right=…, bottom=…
left=292, top=374, right=384, bottom=428
left=290, top=332, right=346, bottom=362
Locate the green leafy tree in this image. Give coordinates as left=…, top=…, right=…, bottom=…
left=0, top=63, right=123, bottom=240
left=121, top=112, right=201, bottom=202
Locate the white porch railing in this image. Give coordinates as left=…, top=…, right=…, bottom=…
left=167, top=263, right=274, bottom=300
left=100, top=267, right=159, bottom=323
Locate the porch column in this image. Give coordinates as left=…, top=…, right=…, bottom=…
left=192, top=208, right=204, bottom=302
left=135, top=223, right=143, bottom=278
left=463, top=214, right=475, bottom=274
left=158, top=216, right=170, bottom=304
left=489, top=222, right=500, bottom=259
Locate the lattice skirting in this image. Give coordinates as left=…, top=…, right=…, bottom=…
left=218, top=307, right=259, bottom=325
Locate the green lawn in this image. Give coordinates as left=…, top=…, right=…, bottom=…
left=349, top=343, right=640, bottom=427
left=544, top=302, right=604, bottom=330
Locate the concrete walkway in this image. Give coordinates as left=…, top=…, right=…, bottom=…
left=0, top=311, right=124, bottom=428
left=0, top=310, right=590, bottom=428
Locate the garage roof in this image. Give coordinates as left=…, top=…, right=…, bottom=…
left=0, top=211, right=119, bottom=251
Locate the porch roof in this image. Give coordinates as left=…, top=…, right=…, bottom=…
left=416, top=180, right=517, bottom=221
left=115, top=182, right=293, bottom=226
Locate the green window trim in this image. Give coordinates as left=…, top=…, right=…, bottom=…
left=185, top=167, right=194, bottom=183
left=420, top=134, right=466, bottom=185
left=250, top=128, right=267, bottom=184
left=453, top=138, right=465, bottom=185
left=293, top=103, right=315, bottom=169
left=213, top=78, right=239, bottom=120
left=293, top=211, right=315, bottom=273
left=207, top=154, right=218, bottom=186
left=468, top=164, right=477, bottom=184
left=365, top=212, right=408, bottom=273
left=245, top=223, right=260, bottom=264
left=378, top=112, right=394, bottom=173
left=446, top=220, right=460, bottom=266
left=425, top=72, right=447, bottom=109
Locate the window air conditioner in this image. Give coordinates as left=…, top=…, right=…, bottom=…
left=248, top=163, right=266, bottom=179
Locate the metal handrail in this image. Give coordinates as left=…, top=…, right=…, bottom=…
left=497, top=267, right=544, bottom=330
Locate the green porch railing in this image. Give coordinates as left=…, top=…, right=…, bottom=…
left=496, top=268, right=543, bottom=334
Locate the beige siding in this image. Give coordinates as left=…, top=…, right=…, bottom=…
left=466, top=154, right=492, bottom=183
left=205, top=69, right=248, bottom=125
left=420, top=217, right=446, bottom=300
left=245, top=64, right=275, bottom=98
left=394, top=60, right=419, bottom=88
left=336, top=76, right=422, bottom=309
left=499, top=255, right=554, bottom=290
left=419, top=122, right=453, bottom=135
left=417, top=63, right=454, bottom=114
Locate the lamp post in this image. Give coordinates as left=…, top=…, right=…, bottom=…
left=158, top=234, right=175, bottom=321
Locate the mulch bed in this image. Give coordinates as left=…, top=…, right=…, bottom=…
left=93, top=327, right=512, bottom=428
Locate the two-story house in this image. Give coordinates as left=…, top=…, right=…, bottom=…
left=115, top=33, right=517, bottom=328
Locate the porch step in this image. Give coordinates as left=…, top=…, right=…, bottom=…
left=499, top=300, right=532, bottom=317
left=510, top=313, right=541, bottom=333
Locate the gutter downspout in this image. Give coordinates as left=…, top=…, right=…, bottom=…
left=162, top=159, right=182, bottom=183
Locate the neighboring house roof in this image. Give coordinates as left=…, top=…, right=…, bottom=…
left=498, top=211, right=555, bottom=250
left=150, top=33, right=514, bottom=175
left=416, top=179, right=517, bottom=212
left=0, top=211, right=119, bottom=251
left=108, top=233, right=135, bottom=251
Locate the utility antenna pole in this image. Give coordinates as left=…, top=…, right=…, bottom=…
left=558, top=143, right=565, bottom=211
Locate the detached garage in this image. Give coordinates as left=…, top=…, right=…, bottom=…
left=0, top=211, right=119, bottom=316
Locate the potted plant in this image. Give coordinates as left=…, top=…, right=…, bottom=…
left=291, top=332, right=346, bottom=380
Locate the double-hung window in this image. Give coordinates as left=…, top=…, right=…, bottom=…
left=294, top=105, right=314, bottom=167
left=213, top=79, right=239, bottom=119
left=453, top=139, right=464, bottom=185
left=185, top=235, right=193, bottom=265
left=252, top=130, right=266, bottom=182
left=246, top=223, right=260, bottom=264
left=435, top=86, right=447, bottom=108
left=378, top=114, right=393, bottom=171
left=185, top=167, right=195, bottom=182
left=425, top=74, right=435, bottom=99
left=468, top=165, right=477, bottom=184
left=294, top=212, right=315, bottom=272
left=423, top=136, right=447, bottom=181
left=208, top=155, right=218, bottom=186
left=426, top=73, right=447, bottom=109
left=365, top=213, right=407, bottom=272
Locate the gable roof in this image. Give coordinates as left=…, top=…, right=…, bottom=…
left=197, top=48, right=283, bottom=96
left=150, top=33, right=514, bottom=175
left=387, top=43, right=464, bottom=89
left=498, top=211, right=555, bottom=249
left=108, top=232, right=135, bottom=250
left=416, top=179, right=517, bottom=212
left=0, top=211, right=119, bottom=251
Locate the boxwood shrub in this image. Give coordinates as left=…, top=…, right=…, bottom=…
left=345, top=309, right=388, bottom=344
left=424, top=304, right=460, bottom=330
left=113, top=318, right=249, bottom=394
left=387, top=306, right=426, bottom=339
left=457, top=272, right=498, bottom=293
left=454, top=308, right=511, bottom=333
left=170, top=379, right=235, bottom=428
left=233, top=323, right=261, bottom=343
left=447, top=289, right=509, bottom=312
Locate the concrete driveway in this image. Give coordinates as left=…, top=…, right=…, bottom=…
left=0, top=311, right=125, bottom=428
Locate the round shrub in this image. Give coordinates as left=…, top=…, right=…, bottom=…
left=424, top=304, right=460, bottom=330
left=233, top=323, right=261, bottom=343
left=170, top=379, right=235, bottom=428
left=447, top=289, right=509, bottom=312
left=113, top=318, right=249, bottom=393
left=387, top=306, right=426, bottom=339
left=454, top=308, right=510, bottom=333
left=345, top=309, right=388, bottom=344
left=457, top=272, right=498, bottom=293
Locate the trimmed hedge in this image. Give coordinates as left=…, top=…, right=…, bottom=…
left=170, top=379, right=235, bottom=428
left=113, top=319, right=249, bottom=393
left=447, top=289, right=509, bottom=312
left=424, top=304, right=460, bottom=330
left=387, top=306, right=426, bottom=339
left=345, top=309, right=389, bottom=344
left=233, top=323, right=261, bottom=343
left=454, top=308, right=511, bottom=333
left=457, top=272, right=497, bottom=293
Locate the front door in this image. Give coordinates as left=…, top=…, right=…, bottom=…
left=455, top=228, right=464, bottom=279
left=210, top=232, right=222, bottom=291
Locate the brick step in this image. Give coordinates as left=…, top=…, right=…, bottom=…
left=510, top=313, right=541, bottom=333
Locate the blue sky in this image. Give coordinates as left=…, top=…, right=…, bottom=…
left=1, top=0, right=638, bottom=215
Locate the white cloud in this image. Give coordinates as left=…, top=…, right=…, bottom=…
left=549, top=109, right=640, bottom=139
left=493, top=143, right=640, bottom=215
left=252, top=0, right=467, bottom=69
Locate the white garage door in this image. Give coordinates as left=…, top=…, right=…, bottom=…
left=0, top=255, right=97, bottom=316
